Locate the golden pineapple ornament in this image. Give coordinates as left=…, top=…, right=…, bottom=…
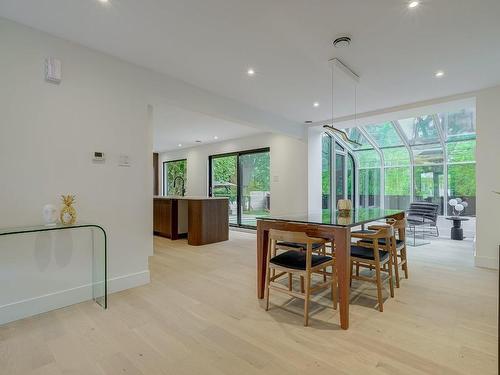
left=60, top=195, right=77, bottom=225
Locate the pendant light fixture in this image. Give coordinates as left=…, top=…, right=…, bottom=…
left=323, top=58, right=361, bottom=147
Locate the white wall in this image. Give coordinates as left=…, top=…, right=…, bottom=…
left=307, top=88, right=500, bottom=269
left=159, top=133, right=308, bottom=216
left=0, top=18, right=156, bottom=324
left=475, top=85, right=500, bottom=269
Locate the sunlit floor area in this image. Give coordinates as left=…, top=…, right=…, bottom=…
left=0, top=230, right=496, bottom=375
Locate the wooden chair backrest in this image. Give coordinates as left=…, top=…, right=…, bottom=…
left=268, top=229, right=325, bottom=245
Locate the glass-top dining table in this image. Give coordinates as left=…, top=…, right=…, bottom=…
left=256, top=208, right=405, bottom=330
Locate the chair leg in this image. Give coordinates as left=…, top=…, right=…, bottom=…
left=265, top=267, right=271, bottom=311
left=388, top=258, right=395, bottom=299
left=393, top=249, right=400, bottom=288
left=304, top=272, right=311, bottom=326
left=288, top=273, right=293, bottom=291
left=355, top=263, right=360, bottom=277
left=375, top=265, right=384, bottom=312
left=350, top=260, right=354, bottom=287
left=322, top=245, right=327, bottom=282
left=300, top=276, right=305, bottom=293
left=402, top=246, right=409, bottom=279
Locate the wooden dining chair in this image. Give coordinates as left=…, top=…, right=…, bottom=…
left=265, top=229, right=337, bottom=326
left=274, top=238, right=332, bottom=289
left=357, top=218, right=409, bottom=288
left=350, top=226, right=395, bottom=312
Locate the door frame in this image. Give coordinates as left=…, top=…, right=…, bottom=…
left=208, top=147, right=270, bottom=228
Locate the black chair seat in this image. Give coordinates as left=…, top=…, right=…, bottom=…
left=350, top=245, right=390, bottom=262
left=270, top=250, right=332, bottom=270
left=358, top=238, right=405, bottom=247
left=276, top=241, right=323, bottom=250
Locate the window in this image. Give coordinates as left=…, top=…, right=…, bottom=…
left=209, top=148, right=270, bottom=228
left=398, top=115, right=440, bottom=145
left=322, top=134, right=332, bottom=211
left=320, top=106, right=475, bottom=216
left=163, top=159, right=187, bottom=196
left=414, top=165, right=444, bottom=214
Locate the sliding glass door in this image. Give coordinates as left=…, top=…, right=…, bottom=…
left=209, top=154, right=238, bottom=225
left=209, top=148, right=270, bottom=228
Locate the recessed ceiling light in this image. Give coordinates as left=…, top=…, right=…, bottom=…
left=247, top=68, right=255, bottom=76
left=98, top=0, right=109, bottom=3
left=435, top=70, right=445, bottom=78
left=408, top=1, right=419, bottom=8
left=178, top=143, right=182, bottom=147
left=313, top=102, right=320, bottom=108
left=213, top=136, right=219, bottom=140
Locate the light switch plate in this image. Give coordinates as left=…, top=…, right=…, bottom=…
left=118, top=154, right=131, bottom=167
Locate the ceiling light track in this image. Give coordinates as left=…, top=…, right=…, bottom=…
left=329, top=58, right=360, bottom=83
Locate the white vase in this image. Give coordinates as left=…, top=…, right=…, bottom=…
left=42, top=204, right=58, bottom=226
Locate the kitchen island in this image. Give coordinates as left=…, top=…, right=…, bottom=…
left=153, top=196, right=229, bottom=245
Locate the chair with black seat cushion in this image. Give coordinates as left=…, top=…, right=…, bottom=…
left=357, top=218, right=409, bottom=288
left=406, top=201, right=440, bottom=237
left=265, top=229, right=337, bottom=326
left=350, top=226, right=395, bottom=312
left=275, top=238, right=330, bottom=289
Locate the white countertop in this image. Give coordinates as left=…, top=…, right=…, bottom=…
left=153, top=196, right=228, bottom=200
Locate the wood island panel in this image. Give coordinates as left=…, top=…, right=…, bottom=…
left=188, top=199, right=229, bottom=246
left=153, top=198, right=176, bottom=238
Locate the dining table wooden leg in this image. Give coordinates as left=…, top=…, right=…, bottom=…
left=334, top=227, right=351, bottom=330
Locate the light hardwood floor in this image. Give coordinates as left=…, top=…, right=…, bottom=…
left=0, top=231, right=497, bottom=374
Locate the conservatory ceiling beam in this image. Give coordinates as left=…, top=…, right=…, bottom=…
left=392, top=120, right=415, bottom=165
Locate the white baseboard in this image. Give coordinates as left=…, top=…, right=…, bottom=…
left=0, top=270, right=150, bottom=326
left=474, top=255, right=499, bottom=270
left=108, top=270, right=150, bottom=293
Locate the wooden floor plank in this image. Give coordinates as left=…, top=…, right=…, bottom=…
left=0, top=231, right=497, bottom=374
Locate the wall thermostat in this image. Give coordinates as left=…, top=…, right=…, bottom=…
left=93, top=152, right=105, bottom=162
left=45, top=57, right=62, bottom=83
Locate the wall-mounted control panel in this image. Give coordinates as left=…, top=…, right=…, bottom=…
left=93, top=152, right=105, bottom=162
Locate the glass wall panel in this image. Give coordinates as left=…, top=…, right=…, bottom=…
left=321, top=134, right=332, bottom=211
left=446, top=140, right=476, bottom=163
left=385, top=167, right=411, bottom=209
left=164, top=159, right=187, bottom=196
left=412, top=144, right=444, bottom=164
left=447, top=164, right=476, bottom=215
left=359, top=168, right=380, bottom=208
left=210, top=155, right=238, bottom=225
left=414, top=165, right=444, bottom=214
left=439, top=108, right=476, bottom=141
left=239, top=151, right=271, bottom=226
left=399, top=115, right=439, bottom=145
left=356, top=149, right=380, bottom=168
left=364, top=122, right=403, bottom=147
left=382, top=147, right=411, bottom=167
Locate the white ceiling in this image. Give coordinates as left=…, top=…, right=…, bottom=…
left=153, top=104, right=262, bottom=152
left=1, top=0, right=499, bottom=124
